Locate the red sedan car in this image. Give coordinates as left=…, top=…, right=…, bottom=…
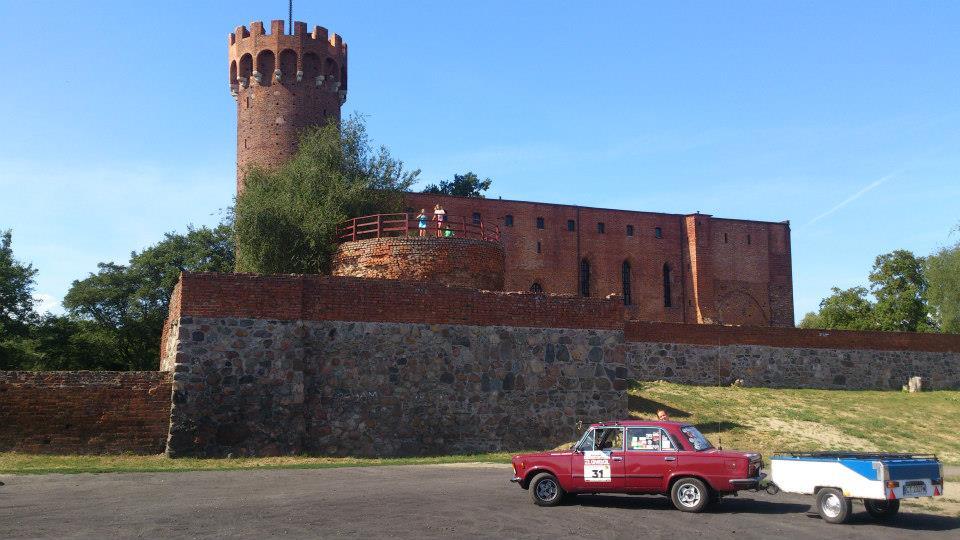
left=511, top=420, right=763, bottom=512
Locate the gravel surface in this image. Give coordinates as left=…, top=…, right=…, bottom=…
left=1, top=463, right=957, bottom=539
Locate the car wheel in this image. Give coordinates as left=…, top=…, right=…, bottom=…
left=671, top=477, right=709, bottom=512
left=816, top=488, right=852, bottom=524
left=864, top=499, right=900, bottom=520
left=529, top=472, right=564, bottom=507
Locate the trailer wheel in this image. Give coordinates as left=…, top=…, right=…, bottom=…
left=816, top=488, right=852, bottom=524
left=864, top=499, right=900, bottom=520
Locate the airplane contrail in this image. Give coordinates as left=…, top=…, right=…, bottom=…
left=805, top=171, right=899, bottom=227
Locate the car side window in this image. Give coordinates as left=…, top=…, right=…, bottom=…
left=592, top=427, right=624, bottom=452
left=627, top=427, right=674, bottom=451
left=576, top=429, right=595, bottom=452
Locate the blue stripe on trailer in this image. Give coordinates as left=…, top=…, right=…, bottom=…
left=838, top=459, right=880, bottom=480
left=885, top=459, right=941, bottom=481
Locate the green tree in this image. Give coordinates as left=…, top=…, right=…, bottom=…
left=925, top=241, right=960, bottom=333
left=0, top=230, right=40, bottom=369
left=798, top=286, right=875, bottom=330
left=422, top=172, right=492, bottom=198
left=868, top=249, right=933, bottom=332
left=62, top=223, right=234, bottom=370
left=234, top=116, right=419, bottom=274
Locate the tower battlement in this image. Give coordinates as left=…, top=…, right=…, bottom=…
left=228, top=20, right=347, bottom=96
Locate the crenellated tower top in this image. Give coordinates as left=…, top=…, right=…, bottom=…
left=228, top=20, right=347, bottom=100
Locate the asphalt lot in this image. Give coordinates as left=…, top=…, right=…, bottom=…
left=1, top=464, right=957, bottom=539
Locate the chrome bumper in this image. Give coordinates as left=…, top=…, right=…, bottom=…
left=510, top=476, right=522, bottom=484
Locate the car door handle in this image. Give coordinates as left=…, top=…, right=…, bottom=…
left=612, top=456, right=623, bottom=462
left=664, top=456, right=676, bottom=461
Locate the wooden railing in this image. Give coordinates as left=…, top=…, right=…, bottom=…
left=337, top=213, right=501, bottom=243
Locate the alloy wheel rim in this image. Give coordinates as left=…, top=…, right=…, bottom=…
left=536, top=479, right=558, bottom=501
left=678, top=484, right=701, bottom=507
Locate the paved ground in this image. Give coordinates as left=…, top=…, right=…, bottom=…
left=1, top=464, right=957, bottom=539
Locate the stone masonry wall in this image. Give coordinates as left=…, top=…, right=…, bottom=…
left=164, top=316, right=960, bottom=457
left=0, top=371, right=172, bottom=454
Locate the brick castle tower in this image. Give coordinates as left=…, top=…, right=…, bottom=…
left=229, top=20, right=347, bottom=193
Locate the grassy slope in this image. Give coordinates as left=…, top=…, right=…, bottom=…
left=629, top=381, right=960, bottom=464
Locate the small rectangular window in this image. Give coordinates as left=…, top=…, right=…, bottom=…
left=626, top=225, right=634, bottom=237
left=472, top=212, right=481, bottom=225
left=505, top=214, right=513, bottom=227
left=747, top=234, right=752, bottom=245
left=597, top=222, right=605, bottom=234
left=567, top=219, right=576, bottom=231
left=723, top=232, right=728, bottom=244
left=536, top=241, right=541, bottom=253
left=536, top=217, right=544, bottom=229
left=654, top=227, right=663, bottom=239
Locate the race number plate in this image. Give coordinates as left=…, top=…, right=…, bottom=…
left=903, top=482, right=926, bottom=497
left=583, top=450, right=611, bottom=483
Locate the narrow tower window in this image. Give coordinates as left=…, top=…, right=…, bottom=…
left=472, top=212, right=481, bottom=225
left=663, top=263, right=672, bottom=307
left=536, top=241, right=542, bottom=254
left=567, top=219, right=576, bottom=231
left=580, top=259, right=591, bottom=297
left=536, top=217, right=545, bottom=229
left=747, top=234, right=752, bottom=245
left=530, top=282, right=543, bottom=294
left=724, top=232, right=728, bottom=244
left=626, top=225, right=634, bottom=237
left=654, top=227, right=663, bottom=239
left=505, top=215, right=514, bottom=227
left=622, top=261, right=632, bottom=306
left=597, top=222, right=605, bottom=234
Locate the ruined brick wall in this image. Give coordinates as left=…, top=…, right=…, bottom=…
left=332, top=237, right=506, bottom=291
left=0, top=371, right=172, bottom=454
left=405, top=194, right=794, bottom=327
left=231, top=20, right=346, bottom=192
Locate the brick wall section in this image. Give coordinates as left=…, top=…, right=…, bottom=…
left=0, top=371, right=172, bottom=454
left=406, top=193, right=794, bottom=327
left=625, top=321, right=960, bottom=353
left=332, top=237, right=506, bottom=291
left=170, top=272, right=627, bottom=330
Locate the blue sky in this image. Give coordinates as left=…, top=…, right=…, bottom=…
left=1, top=1, right=957, bottom=320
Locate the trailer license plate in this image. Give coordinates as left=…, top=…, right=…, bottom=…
left=903, top=482, right=926, bottom=497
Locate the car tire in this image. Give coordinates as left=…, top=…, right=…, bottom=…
left=864, top=499, right=900, bottom=520
left=671, top=477, right=710, bottom=512
left=816, top=488, right=852, bottom=524
left=529, top=472, right=564, bottom=507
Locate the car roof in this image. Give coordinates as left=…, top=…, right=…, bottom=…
left=589, top=420, right=689, bottom=428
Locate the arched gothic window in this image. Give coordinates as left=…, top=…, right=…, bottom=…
left=622, top=261, right=632, bottom=306
left=579, top=259, right=590, bottom=297
left=663, top=263, right=672, bottom=308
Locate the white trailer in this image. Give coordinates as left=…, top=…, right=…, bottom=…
left=770, top=452, right=944, bottom=524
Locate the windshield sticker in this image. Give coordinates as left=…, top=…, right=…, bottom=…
left=583, top=450, right=611, bottom=482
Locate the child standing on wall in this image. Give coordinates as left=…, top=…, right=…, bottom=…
left=416, top=209, right=428, bottom=237
left=433, top=204, right=446, bottom=238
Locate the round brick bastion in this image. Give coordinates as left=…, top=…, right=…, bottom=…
left=332, top=237, right=506, bottom=291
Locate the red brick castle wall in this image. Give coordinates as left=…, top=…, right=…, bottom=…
left=406, top=194, right=794, bottom=327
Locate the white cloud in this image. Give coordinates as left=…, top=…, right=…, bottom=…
left=32, top=292, right=62, bottom=315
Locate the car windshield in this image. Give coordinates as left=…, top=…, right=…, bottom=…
left=574, top=429, right=595, bottom=451
left=680, top=426, right=714, bottom=451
